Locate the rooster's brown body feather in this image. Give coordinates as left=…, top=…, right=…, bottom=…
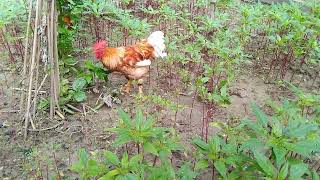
left=100, top=40, right=155, bottom=80
left=93, top=31, right=166, bottom=94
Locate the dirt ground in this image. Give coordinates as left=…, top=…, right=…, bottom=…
left=0, top=58, right=311, bottom=179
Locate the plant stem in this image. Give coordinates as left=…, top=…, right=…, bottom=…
left=153, top=156, right=157, bottom=166
left=212, top=166, right=216, bottom=180
left=53, top=151, right=62, bottom=180
left=0, top=29, right=14, bottom=61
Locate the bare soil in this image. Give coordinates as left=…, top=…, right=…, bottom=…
left=0, top=59, right=297, bottom=179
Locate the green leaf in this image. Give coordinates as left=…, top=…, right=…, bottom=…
left=37, top=98, right=49, bottom=110
left=177, top=162, right=198, bottom=180
left=73, top=90, right=86, bottom=102
left=251, top=104, right=268, bottom=128
left=287, top=124, right=318, bottom=138
left=123, top=174, right=139, bottom=180
left=112, top=135, right=132, bottom=147
left=118, top=109, right=132, bottom=127
left=87, top=159, right=102, bottom=176
left=79, top=148, right=88, bottom=167
left=273, top=146, right=287, bottom=168
left=135, top=108, right=144, bottom=129
left=195, top=159, right=209, bottom=170
left=271, top=118, right=282, bottom=137
left=240, top=138, right=264, bottom=151
left=72, top=77, right=87, bottom=90
left=143, top=142, right=158, bottom=155
left=214, top=160, right=227, bottom=179
left=289, top=162, right=308, bottom=179
left=85, top=60, right=95, bottom=70
left=192, top=137, right=209, bottom=151
left=285, top=140, right=319, bottom=156
left=253, top=151, right=275, bottom=177
left=70, top=148, right=88, bottom=173
left=277, top=162, right=289, bottom=180
left=220, top=84, right=228, bottom=98
left=312, top=170, right=320, bottom=180
left=143, top=116, right=155, bottom=129
left=129, top=154, right=142, bottom=169
left=99, top=169, right=120, bottom=180
left=64, top=58, right=78, bottom=66
left=121, top=152, right=129, bottom=169
left=241, top=119, right=268, bottom=137
left=104, top=150, right=120, bottom=166
left=201, top=77, right=210, bottom=83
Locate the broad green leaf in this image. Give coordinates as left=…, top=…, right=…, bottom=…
left=99, top=169, right=120, bottom=180
left=220, top=84, right=228, bottom=98
left=73, top=90, right=86, bottom=102
left=129, top=154, right=143, bottom=169
left=214, top=160, right=227, bottom=179
left=228, top=169, right=241, bottom=180
left=70, top=161, right=83, bottom=172
left=277, top=162, right=289, bottom=180
left=195, top=159, right=209, bottom=170
left=209, top=136, right=221, bottom=154
left=192, top=137, right=209, bottom=151
left=177, top=162, right=198, bottom=180
left=240, top=138, right=264, bottom=151
left=85, top=60, right=95, bottom=70
left=104, top=150, right=120, bottom=166
left=123, top=173, right=139, bottom=180
left=241, top=119, right=268, bottom=137
left=112, top=135, right=132, bottom=147
left=285, top=140, right=320, bottom=157
left=253, top=151, right=275, bottom=177
left=87, top=159, right=102, bottom=176
left=64, top=58, right=78, bottom=66
left=143, top=142, right=158, bottom=155
left=289, top=162, right=308, bottom=179
left=251, top=104, right=268, bottom=128
left=72, top=77, right=87, bottom=90
left=287, top=124, right=318, bottom=138
left=273, top=146, right=287, bottom=167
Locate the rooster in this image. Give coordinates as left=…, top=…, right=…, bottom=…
left=92, top=31, right=167, bottom=94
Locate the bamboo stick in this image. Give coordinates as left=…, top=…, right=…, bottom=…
left=52, top=0, right=61, bottom=112
left=24, top=0, right=43, bottom=140
left=48, top=1, right=55, bottom=119
left=20, top=0, right=33, bottom=113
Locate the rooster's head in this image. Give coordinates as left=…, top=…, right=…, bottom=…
left=93, top=40, right=107, bottom=60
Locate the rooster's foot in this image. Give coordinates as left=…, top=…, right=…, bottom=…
left=138, top=79, right=143, bottom=94
left=121, top=80, right=132, bottom=94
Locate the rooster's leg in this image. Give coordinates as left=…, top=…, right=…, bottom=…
left=123, top=80, right=132, bottom=94
left=138, top=79, right=143, bottom=94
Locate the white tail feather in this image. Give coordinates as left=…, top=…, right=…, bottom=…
left=147, top=31, right=167, bottom=58
left=136, top=59, right=151, bottom=67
